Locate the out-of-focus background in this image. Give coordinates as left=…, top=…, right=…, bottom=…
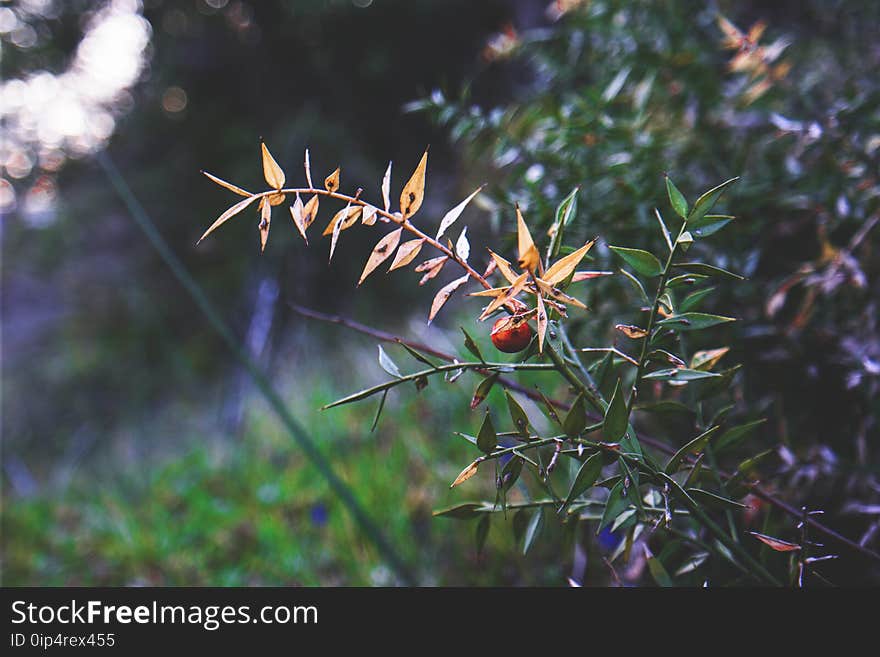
left=2, top=0, right=878, bottom=586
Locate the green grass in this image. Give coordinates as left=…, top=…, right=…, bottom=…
left=2, top=338, right=573, bottom=586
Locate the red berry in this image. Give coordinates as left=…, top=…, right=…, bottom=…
left=491, top=316, right=533, bottom=353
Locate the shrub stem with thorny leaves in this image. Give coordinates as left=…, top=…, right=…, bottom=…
left=198, top=141, right=841, bottom=586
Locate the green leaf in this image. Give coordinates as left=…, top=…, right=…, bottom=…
left=460, top=327, right=485, bottom=363
left=534, top=387, right=562, bottom=426
left=634, top=400, right=695, bottom=416
left=642, top=368, right=722, bottom=381
left=665, top=426, right=720, bottom=474
left=558, top=452, right=603, bottom=515
left=504, top=390, right=530, bottom=437
left=645, top=545, right=674, bottom=587
left=470, top=372, right=500, bottom=410
left=657, top=312, right=736, bottom=331
left=665, top=176, right=688, bottom=219
left=609, top=246, right=663, bottom=277
left=399, top=342, right=437, bottom=368
left=603, top=379, right=628, bottom=441
left=475, top=514, right=490, bottom=556
left=597, top=479, right=632, bottom=532
left=673, top=262, right=744, bottom=281
left=666, top=273, right=709, bottom=288
left=476, top=411, right=497, bottom=454
left=715, top=419, right=766, bottom=453
left=687, top=488, right=749, bottom=510
left=562, top=392, right=587, bottom=438
left=618, top=268, right=649, bottom=302
left=655, top=208, right=673, bottom=251
left=549, top=187, right=579, bottom=260
left=523, top=508, right=544, bottom=555
left=690, top=214, right=733, bottom=236
left=370, top=389, right=388, bottom=432
left=687, top=177, right=739, bottom=225
left=677, top=231, right=693, bottom=251
left=499, top=455, right=524, bottom=492
left=377, top=345, right=402, bottom=378
left=680, top=286, right=716, bottom=312
left=433, top=503, right=485, bottom=519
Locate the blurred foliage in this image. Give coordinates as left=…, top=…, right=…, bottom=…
left=410, top=0, right=880, bottom=581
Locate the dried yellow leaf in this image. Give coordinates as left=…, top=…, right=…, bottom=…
left=450, top=460, right=479, bottom=488
left=329, top=201, right=350, bottom=263
left=435, top=185, right=484, bottom=241
left=516, top=206, right=540, bottom=272
left=479, top=272, right=528, bottom=320
left=268, top=192, right=286, bottom=206
left=289, top=194, right=308, bottom=244
left=536, top=291, right=548, bottom=352
left=324, top=167, right=340, bottom=193
left=322, top=205, right=362, bottom=236
left=259, top=196, right=272, bottom=253
left=615, top=324, right=648, bottom=339
left=197, top=193, right=260, bottom=244
left=572, top=270, right=613, bottom=282
left=261, top=142, right=285, bottom=190
left=487, top=249, right=520, bottom=285
left=468, top=286, right=508, bottom=298
left=691, top=347, right=730, bottom=371
left=304, top=148, right=313, bottom=188
left=381, top=161, right=392, bottom=212
left=201, top=171, right=251, bottom=197
left=416, top=257, right=448, bottom=286
left=543, top=240, right=596, bottom=285
left=358, top=228, right=403, bottom=286
left=388, top=238, right=425, bottom=271
left=534, top=278, right=587, bottom=309
left=302, top=195, right=320, bottom=229
left=400, top=149, right=428, bottom=220
left=428, top=274, right=469, bottom=324
left=361, top=205, right=378, bottom=226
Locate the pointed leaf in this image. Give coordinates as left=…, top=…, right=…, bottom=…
left=202, top=171, right=251, bottom=197
left=657, top=312, right=736, bottom=331
left=688, top=177, right=739, bottom=225
left=559, top=452, right=603, bottom=514
left=665, top=176, right=688, bottom=219
left=449, top=331, right=482, bottom=369
left=304, top=148, right=313, bottom=189
left=471, top=372, right=499, bottom=410
left=455, top=226, right=470, bottom=262
left=475, top=514, right=490, bottom=556
left=615, top=324, right=648, bottom=339
left=328, top=201, right=350, bottom=262
left=476, top=411, right=496, bottom=453
left=690, top=347, right=729, bottom=371
left=380, top=161, right=392, bottom=212
left=289, top=194, right=308, bottom=244
left=436, top=186, right=484, bottom=241
left=504, top=390, right=530, bottom=437
left=687, top=488, right=749, bottom=510
left=417, top=257, right=448, bottom=286
left=642, top=368, right=721, bottom=381
left=197, top=194, right=261, bottom=244
left=665, top=426, right=720, bottom=474
left=302, top=195, right=320, bottom=229
left=544, top=240, right=596, bottom=286
left=451, top=461, right=480, bottom=488
left=535, top=292, right=548, bottom=352
left=523, top=508, right=544, bottom=555
left=359, top=228, right=403, bottom=285
left=433, top=502, right=484, bottom=519
left=680, top=286, right=716, bottom=312
left=261, top=142, right=285, bottom=190
left=400, top=149, right=428, bottom=219
left=749, top=531, right=801, bottom=552
left=258, top=196, right=272, bottom=253
left=324, top=167, right=340, bottom=193
left=428, top=274, right=470, bottom=323
left=487, top=249, right=520, bottom=285
left=376, top=344, right=403, bottom=378
left=562, top=393, right=587, bottom=438
left=609, top=246, right=663, bottom=277
left=655, top=208, right=674, bottom=251
left=388, top=238, right=425, bottom=271
left=603, top=381, right=628, bottom=442
left=715, top=419, right=766, bottom=453
left=674, top=262, right=744, bottom=281
left=478, top=272, right=528, bottom=320
left=361, top=204, right=378, bottom=226
left=516, top=206, right=540, bottom=272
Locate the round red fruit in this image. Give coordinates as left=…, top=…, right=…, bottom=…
left=491, top=316, right=532, bottom=353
